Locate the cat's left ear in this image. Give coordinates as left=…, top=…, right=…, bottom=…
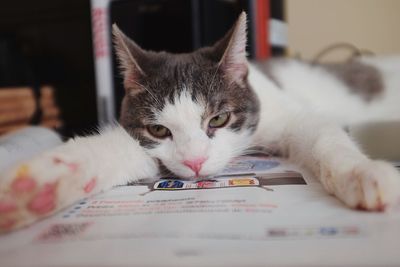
left=214, top=12, right=248, bottom=86
left=112, top=24, right=147, bottom=93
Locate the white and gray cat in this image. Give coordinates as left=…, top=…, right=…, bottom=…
left=1, top=12, right=400, bottom=233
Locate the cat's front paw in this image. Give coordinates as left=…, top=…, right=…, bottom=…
left=329, top=160, right=400, bottom=211
left=0, top=155, right=94, bottom=233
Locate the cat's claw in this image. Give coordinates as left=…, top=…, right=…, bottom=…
left=329, top=160, right=400, bottom=211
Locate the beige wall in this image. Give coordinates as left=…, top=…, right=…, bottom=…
left=286, top=0, right=400, bottom=62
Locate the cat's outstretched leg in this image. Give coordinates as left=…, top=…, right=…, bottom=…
left=254, top=109, right=400, bottom=211
left=288, top=118, right=400, bottom=210
left=309, top=125, right=400, bottom=210
left=0, top=126, right=158, bottom=233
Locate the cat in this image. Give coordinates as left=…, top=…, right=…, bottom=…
left=0, top=12, right=400, bottom=233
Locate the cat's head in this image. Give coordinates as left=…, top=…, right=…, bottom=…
left=113, top=12, right=259, bottom=178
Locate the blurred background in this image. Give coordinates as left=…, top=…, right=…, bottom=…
left=0, top=0, right=399, bottom=138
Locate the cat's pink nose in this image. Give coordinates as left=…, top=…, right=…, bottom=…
left=183, top=157, right=207, bottom=176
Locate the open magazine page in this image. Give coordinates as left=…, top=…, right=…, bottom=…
left=1, top=155, right=400, bottom=267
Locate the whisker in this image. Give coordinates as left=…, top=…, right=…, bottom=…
left=131, top=80, right=162, bottom=107
left=207, top=64, right=221, bottom=95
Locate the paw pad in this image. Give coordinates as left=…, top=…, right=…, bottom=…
left=0, top=201, right=17, bottom=214
left=83, top=177, right=97, bottom=193
left=11, top=176, right=37, bottom=193
left=0, top=218, right=16, bottom=230
left=27, top=183, right=57, bottom=215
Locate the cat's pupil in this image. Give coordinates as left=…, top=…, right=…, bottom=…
left=209, top=112, right=230, bottom=128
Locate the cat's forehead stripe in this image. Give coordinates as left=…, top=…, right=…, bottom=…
left=157, top=90, right=205, bottom=127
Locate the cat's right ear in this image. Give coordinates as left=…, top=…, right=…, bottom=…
left=112, top=24, right=146, bottom=93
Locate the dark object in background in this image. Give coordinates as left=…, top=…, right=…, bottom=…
left=0, top=0, right=97, bottom=137
left=0, top=86, right=63, bottom=135
left=0, top=37, right=32, bottom=86
left=270, top=0, right=285, bottom=56
left=0, top=37, right=59, bottom=133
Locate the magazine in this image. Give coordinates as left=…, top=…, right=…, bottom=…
left=1, top=155, right=400, bottom=267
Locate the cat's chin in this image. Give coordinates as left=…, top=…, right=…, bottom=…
left=167, top=172, right=214, bottom=180
left=169, top=176, right=210, bottom=181
left=163, top=168, right=219, bottom=180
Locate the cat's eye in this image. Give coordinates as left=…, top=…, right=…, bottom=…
left=209, top=112, right=230, bottom=128
left=147, top=125, right=171, bottom=139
